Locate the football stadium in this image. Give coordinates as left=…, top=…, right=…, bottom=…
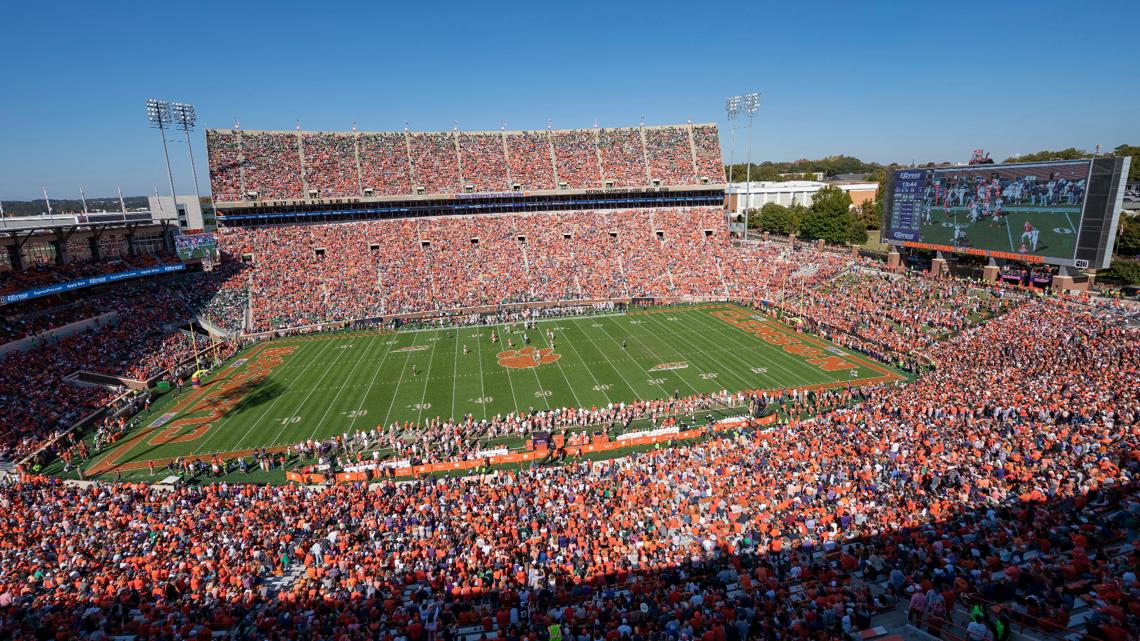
left=1, top=6, right=1139, bottom=641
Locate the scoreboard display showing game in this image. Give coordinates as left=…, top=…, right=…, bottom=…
left=882, top=157, right=1130, bottom=268
left=174, top=232, right=219, bottom=263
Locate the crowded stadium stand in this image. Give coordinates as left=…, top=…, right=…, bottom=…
left=205, top=122, right=723, bottom=204
left=1, top=115, right=1137, bottom=641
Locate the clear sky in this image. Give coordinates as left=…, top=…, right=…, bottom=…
left=1, top=0, right=1137, bottom=200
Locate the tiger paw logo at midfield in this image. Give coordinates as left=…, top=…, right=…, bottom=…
left=497, top=346, right=561, bottom=369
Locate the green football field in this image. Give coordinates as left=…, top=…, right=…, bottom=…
left=87, top=303, right=902, bottom=476
left=920, top=205, right=1080, bottom=258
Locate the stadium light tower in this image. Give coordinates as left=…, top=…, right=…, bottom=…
left=725, top=93, right=759, bottom=239
left=724, top=97, right=740, bottom=220
left=171, top=103, right=204, bottom=216
left=146, top=99, right=180, bottom=215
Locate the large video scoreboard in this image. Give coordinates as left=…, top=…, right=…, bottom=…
left=882, top=157, right=1130, bottom=268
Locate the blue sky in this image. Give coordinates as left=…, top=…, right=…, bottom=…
left=1, top=0, right=1137, bottom=200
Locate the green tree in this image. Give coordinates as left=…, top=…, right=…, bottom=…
left=855, top=200, right=881, bottom=230
left=1101, top=258, right=1140, bottom=285
left=1117, top=215, right=1140, bottom=256
left=1004, top=148, right=1090, bottom=163
left=1113, top=145, right=1140, bottom=182
left=810, top=185, right=853, bottom=217
left=848, top=221, right=869, bottom=245
left=757, top=203, right=797, bottom=234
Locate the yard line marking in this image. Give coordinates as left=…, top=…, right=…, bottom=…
left=680, top=307, right=821, bottom=388
left=380, top=330, right=425, bottom=428
left=474, top=329, right=496, bottom=421
left=305, top=335, right=382, bottom=442
left=682, top=308, right=814, bottom=388
left=686, top=306, right=854, bottom=389
left=599, top=314, right=694, bottom=399
left=345, top=330, right=398, bottom=433
left=638, top=308, right=777, bottom=392
left=589, top=317, right=664, bottom=399
left=451, top=326, right=461, bottom=420
left=230, top=336, right=343, bottom=453
left=185, top=339, right=330, bottom=456
left=556, top=317, right=614, bottom=405
left=624, top=313, right=725, bottom=396
left=415, top=327, right=441, bottom=424
left=1004, top=213, right=1016, bottom=252
left=538, top=323, right=585, bottom=409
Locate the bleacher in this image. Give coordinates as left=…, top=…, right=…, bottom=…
left=206, top=122, right=723, bottom=203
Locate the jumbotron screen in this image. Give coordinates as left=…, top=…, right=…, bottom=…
left=882, top=158, right=1130, bottom=268
left=174, top=232, right=218, bottom=263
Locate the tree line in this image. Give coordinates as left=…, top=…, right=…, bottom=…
left=745, top=185, right=870, bottom=246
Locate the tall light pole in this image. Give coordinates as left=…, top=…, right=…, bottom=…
left=146, top=99, right=180, bottom=218
left=726, top=93, right=760, bottom=240
left=724, top=97, right=739, bottom=230
left=171, top=103, right=204, bottom=219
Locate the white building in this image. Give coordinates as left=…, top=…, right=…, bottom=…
left=147, top=195, right=214, bottom=231
left=725, top=181, right=879, bottom=213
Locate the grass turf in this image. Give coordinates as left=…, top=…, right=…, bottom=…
left=84, top=303, right=903, bottom=478
left=919, top=205, right=1080, bottom=259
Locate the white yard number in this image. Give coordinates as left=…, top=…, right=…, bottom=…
left=534, top=390, right=552, bottom=398
left=469, top=396, right=493, bottom=405
left=629, top=320, right=642, bottom=325
left=411, top=403, right=432, bottom=410
left=592, top=323, right=603, bottom=327
left=279, top=416, right=301, bottom=425
left=647, top=378, right=666, bottom=385
left=338, top=344, right=353, bottom=349
left=699, top=372, right=718, bottom=380
left=385, top=339, right=397, bottom=345
left=343, top=409, right=368, bottom=419
left=1052, top=227, right=1073, bottom=234
left=750, top=367, right=768, bottom=374
left=592, top=384, right=612, bottom=391
left=666, top=317, right=680, bottom=321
